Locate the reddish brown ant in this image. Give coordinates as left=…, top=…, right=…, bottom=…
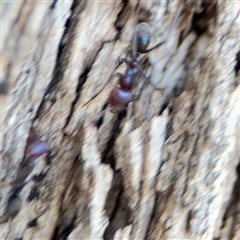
left=84, top=1, right=180, bottom=112
left=0, top=130, right=47, bottom=223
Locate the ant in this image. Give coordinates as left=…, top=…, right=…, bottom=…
left=0, top=130, right=47, bottom=223
left=84, top=0, right=180, bottom=112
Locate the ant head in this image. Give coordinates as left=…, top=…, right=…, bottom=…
left=136, top=23, right=151, bottom=53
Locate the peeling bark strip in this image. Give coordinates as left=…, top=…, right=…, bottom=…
left=1, top=1, right=239, bottom=239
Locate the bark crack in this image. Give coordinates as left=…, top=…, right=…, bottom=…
left=34, top=0, right=87, bottom=121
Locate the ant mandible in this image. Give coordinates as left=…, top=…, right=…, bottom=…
left=84, top=0, right=180, bottom=112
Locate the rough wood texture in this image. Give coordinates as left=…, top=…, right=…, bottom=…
left=1, top=0, right=239, bottom=239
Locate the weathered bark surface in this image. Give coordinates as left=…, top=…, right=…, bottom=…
left=1, top=1, right=239, bottom=239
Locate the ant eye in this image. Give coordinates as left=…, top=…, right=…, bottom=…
left=137, top=23, right=151, bottom=53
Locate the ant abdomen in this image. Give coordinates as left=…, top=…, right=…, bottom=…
left=109, top=87, right=132, bottom=110
left=25, top=131, right=47, bottom=160
left=136, top=23, right=151, bottom=53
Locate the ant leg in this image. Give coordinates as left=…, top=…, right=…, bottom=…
left=117, top=49, right=132, bottom=65
left=141, top=40, right=167, bottom=53
left=83, top=73, right=123, bottom=107
left=136, top=65, right=163, bottom=91
left=120, top=58, right=130, bottom=66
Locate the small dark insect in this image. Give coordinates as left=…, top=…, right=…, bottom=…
left=24, top=130, right=47, bottom=161
left=84, top=0, right=180, bottom=112
left=17, top=130, right=47, bottom=184
left=0, top=130, right=47, bottom=223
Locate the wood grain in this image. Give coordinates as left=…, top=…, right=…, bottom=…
left=1, top=0, right=239, bottom=239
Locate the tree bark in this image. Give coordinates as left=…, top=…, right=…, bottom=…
left=1, top=0, right=239, bottom=239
